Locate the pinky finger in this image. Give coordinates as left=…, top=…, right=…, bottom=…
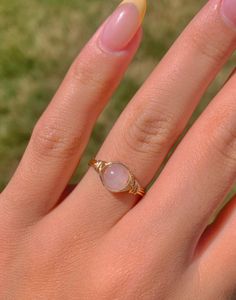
left=195, top=194, right=236, bottom=298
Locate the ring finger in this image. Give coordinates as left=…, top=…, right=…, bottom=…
left=63, top=0, right=236, bottom=229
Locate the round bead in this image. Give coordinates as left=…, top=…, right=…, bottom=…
left=101, top=163, right=130, bottom=192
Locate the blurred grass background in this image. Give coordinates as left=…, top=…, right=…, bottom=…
left=0, top=0, right=235, bottom=199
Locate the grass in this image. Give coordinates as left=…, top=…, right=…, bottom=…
left=0, top=0, right=235, bottom=203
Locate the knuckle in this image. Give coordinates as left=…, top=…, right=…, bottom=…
left=71, top=56, right=114, bottom=94
left=207, top=108, right=236, bottom=165
left=123, top=107, right=177, bottom=156
left=30, top=117, right=81, bottom=159
left=72, top=59, right=97, bottom=86
left=215, top=125, right=236, bottom=164
left=187, top=26, right=227, bottom=64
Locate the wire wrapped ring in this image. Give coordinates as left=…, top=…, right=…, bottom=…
left=89, top=159, right=145, bottom=197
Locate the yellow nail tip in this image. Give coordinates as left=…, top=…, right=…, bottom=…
left=120, top=0, right=147, bottom=22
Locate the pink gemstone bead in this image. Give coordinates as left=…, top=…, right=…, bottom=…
left=101, top=163, right=130, bottom=192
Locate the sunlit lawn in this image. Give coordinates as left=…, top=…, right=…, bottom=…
left=0, top=0, right=235, bottom=202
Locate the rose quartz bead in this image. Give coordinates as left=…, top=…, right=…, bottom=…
left=101, top=163, right=130, bottom=192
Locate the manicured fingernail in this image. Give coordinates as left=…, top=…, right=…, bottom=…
left=100, top=0, right=146, bottom=52
left=221, top=0, right=236, bottom=28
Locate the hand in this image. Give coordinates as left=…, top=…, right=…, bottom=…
left=1, top=0, right=236, bottom=299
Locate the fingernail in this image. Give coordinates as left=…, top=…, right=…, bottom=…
left=100, top=0, right=146, bottom=52
left=221, top=0, right=236, bottom=28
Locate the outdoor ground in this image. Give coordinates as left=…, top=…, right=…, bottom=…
left=0, top=0, right=235, bottom=201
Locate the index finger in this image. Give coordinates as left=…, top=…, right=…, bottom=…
left=1, top=0, right=145, bottom=222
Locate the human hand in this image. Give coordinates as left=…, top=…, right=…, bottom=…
left=1, top=0, right=236, bottom=299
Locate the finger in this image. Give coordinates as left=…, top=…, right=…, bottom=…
left=128, top=63, right=236, bottom=258
left=63, top=0, right=236, bottom=230
left=2, top=0, right=145, bottom=221
left=58, top=185, right=77, bottom=205
left=194, top=194, right=236, bottom=298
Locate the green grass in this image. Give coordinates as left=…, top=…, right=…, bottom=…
left=0, top=0, right=235, bottom=203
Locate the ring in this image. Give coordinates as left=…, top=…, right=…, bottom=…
left=89, top=159, right=145, bottom=197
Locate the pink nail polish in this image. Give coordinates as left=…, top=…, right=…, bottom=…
left=221, top=0, right=236, bottom=28
left=100, top=3, right=141, bottom=52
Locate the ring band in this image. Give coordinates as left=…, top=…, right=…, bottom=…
left=89, top=159, right=145, bottom=197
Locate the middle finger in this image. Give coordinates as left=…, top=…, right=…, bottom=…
left=63, top=0, right=235, bottom=229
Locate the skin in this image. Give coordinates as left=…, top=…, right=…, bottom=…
left=1, top=0, right=236, bottom=299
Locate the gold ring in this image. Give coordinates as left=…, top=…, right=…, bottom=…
left=89, top=159, right=145, bottom=197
